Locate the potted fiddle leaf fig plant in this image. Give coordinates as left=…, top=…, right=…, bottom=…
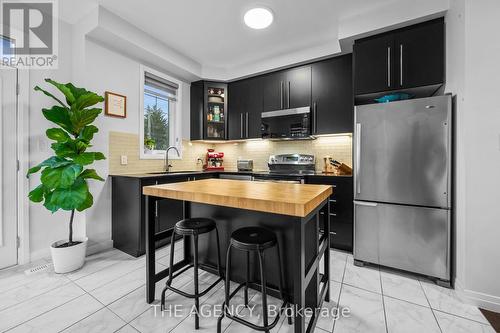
left=27, top=79, right=105, bottom=273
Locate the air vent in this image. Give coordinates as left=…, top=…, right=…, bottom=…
left=25, top=263, right=52, bottom=275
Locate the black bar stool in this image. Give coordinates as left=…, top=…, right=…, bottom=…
left=160, top=218, right=223, bottom=329
left=217, top=226, right=291, bottom=333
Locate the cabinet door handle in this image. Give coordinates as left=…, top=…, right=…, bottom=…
left=387, top=46, right=391, bottom=87
left=240, top=113, right=243, bottom=139
left=400, top=44, right=403, bottom=86
left=280, top=81, right=284, bottom=109
left=287, top=81, right=291, bottom=108
left=313, top=102, right=318, bottom=134
left=245, top=112, right=249, bottom=138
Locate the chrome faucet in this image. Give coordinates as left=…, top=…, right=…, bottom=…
left=165, top=146, right=180, bottom=172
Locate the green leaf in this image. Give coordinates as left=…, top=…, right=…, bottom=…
left=45, top=79, right=76, bottom=105
left=80, top=169, right=104, bottom=181
left=51, top=142, right=77, bottom=158
left=75, top=140, right=89, bottom=152
left=41, top=164, right=83, bottom=189
left=42, top=106, right=74, bottom=135
left=77, top=191, right=93, bottom=212
left=46, top=128, right=70, bottom=142
left=27, top=156, right=72, bottom=177
left=73, top=93, right=105, bottom=110
left=69, top=108, right=101, bottom=134
left=28, top=184, right=45, bottom=202
left=43, top=192, right=59, bottom=213
left=34, top=86, right=66, bottom=107
left=94, top=152, right=105, bottom=160
left=50, top=178, right=88, bottom=211
left=79, top=125, right=98, bottom=142
left=72, top=152, right=105, bottom=165
left=27, top=165, right=42, bottom=176
left=65, top=83, right=89, bottom=101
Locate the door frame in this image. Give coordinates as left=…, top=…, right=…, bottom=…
left=17, top=68, right=30, bottom=265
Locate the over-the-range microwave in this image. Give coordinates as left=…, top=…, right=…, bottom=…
left=261, top=106, right=313, bottom=140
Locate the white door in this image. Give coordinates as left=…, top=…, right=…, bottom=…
left=0, top=66, right=18, bottom=269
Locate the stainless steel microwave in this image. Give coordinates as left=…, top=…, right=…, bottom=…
left=261, top=106, right=313, bottom=140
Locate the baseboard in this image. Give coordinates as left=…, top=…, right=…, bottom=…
left=86, top=239, right=114, bottom=256
left=455, top=278, right=500, bottom=313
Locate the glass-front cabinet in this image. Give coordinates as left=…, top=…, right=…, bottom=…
left=203, top=82, right=227, bottom=140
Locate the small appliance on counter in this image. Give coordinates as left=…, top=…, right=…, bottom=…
left=203, top=149, right=224, bottom=171
left=237, top=159, right=253, bottom=171
left=323, top=156, right=352, bottom=175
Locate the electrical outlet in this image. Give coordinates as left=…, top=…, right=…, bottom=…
left=120, top=155, right=128, bottom=165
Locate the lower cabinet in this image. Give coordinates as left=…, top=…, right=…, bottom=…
left=111, top=174, right=213, bottom=257
left=306, top=176, right=353, bottom=252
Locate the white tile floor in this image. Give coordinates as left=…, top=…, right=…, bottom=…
left=0, top=241, right=495, bottom=333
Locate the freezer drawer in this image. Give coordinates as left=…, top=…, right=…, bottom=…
left=354, top=201, right=450, bottom=280
left=354, top=95, right=451, bottom=208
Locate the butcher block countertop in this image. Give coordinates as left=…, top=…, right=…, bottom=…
left=142, top=179, right=333, bottom=217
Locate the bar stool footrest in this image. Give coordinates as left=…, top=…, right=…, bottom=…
left=221, top=282, right=289, bottom=331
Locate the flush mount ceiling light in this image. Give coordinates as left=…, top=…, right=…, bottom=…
left=244, top=7, right=274, bottom=29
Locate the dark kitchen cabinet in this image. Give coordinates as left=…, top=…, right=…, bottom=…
left=263, top=71, right=287, bottom=112
left=111, top=174, right=214, bottom=257
left=306, top=176, right=353, bottom=252
left=395, top=18, right=444, bottom=89
left=312, top=55, right=353, bottom=134
left=354, top=34, right=395, bottom=95
left=190, top=81, right=227, bottom=140
left=354, top=18, right=444, bottom=96
left=286, top=66, right=312, bottom=109
left=190, top=81, right=204, bottom=140
left=228, top=77, right=263, bottom=140
left=263, top=66, right=311, bottom=112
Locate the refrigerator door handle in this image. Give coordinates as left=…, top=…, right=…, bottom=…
left=355, top=122, right=361, bottom=194
left=354, top=201, right=378, bottom=207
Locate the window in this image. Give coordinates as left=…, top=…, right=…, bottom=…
left=140, top=66, right=182, bottom=159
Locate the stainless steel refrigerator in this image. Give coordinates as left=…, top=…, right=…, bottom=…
left=353, top=95, right=451, bottom=284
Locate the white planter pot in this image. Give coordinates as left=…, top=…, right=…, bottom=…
left=50, top=237, right=88, bottom=273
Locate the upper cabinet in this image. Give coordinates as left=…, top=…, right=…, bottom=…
left=285, top=66, right=312, bottom=109
left=263, top=66, right=311, bottom=112
left=354, top=18, right=444, bottom=97
left=312, top=54, right=353, bottom=135
left=228, top=77, right=263, bottom=140
left=190, top=81, right=228, bottom=140
left=191, top=56, right=352, bottom=140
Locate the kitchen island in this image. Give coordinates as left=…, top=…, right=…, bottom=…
left=142, top=179, right=332, bottom=333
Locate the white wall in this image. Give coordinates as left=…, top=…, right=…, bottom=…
left=28, top=20, right=84, bottom=260
left=446, top=0, right=500, bottom=312
left=462, top=0, right=500, bottom=311
left=76, top=38, right=192, bottom=252
left=28, top=19, right=192, bottom=259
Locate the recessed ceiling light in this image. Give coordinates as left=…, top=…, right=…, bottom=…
left=244, top=7, right=274, bottom=30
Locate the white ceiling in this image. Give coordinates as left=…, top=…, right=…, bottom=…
left=98, top=0, right=339, bottom=69
left=59, top=0, right=447, bottom=80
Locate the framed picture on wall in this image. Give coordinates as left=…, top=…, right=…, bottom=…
left=105, top=91, right=127, bottom=118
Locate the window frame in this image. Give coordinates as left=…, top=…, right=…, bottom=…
left=139, top=65, right=183, bottom=160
